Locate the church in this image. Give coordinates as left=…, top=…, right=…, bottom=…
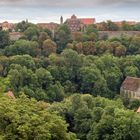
left=61, top=15, right=96, bottom=32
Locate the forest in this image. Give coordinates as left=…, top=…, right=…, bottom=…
left=0, top=21, right=140, bottom=140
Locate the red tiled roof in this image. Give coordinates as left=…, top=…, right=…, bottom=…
left=79, top=18, right=96, bottom=25
left=137, top=107, right=140, bottom=113
left=6, top=91, right=15, bottom=99
left=121, top=77, right=140, bottom=92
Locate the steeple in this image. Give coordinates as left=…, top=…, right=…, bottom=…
left=26, top=19, right=28, bottom=23
left=60, top=16, right=63, bottom=24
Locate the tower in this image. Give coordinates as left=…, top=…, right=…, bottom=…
left=60, top=16, right=63, bottom=24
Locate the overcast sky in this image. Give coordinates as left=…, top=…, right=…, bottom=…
left=0, top=0, right=140, bottom=23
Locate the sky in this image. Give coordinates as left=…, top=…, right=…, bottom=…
left=0, top=0, right=140, bottom=23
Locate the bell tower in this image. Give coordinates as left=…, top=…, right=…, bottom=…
left=60, top=16, right=63, bottom=24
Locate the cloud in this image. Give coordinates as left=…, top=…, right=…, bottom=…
left=0, top=0, right=140, bottom=7
left=0, top=0, right=140, bottom=23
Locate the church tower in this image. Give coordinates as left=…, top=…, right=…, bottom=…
left=60, top=16, right=63, bottom=24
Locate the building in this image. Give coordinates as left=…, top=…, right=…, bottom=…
left=37, top=22, right=58, bottom=31
left=120, top=77, right=140, bottom=99
left=10, top=32, right=24, bottom=41
left=0, top=21, right=14, bottom=31
left=5, top=91, right=15, bottom=99
left=65, top=15, right=96, bottom=32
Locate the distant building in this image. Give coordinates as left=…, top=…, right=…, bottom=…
left=37, top=22, right=58, bottom=31
left=0, top=21, right=14, bottom=31
left=10, top=32, right=24, bottom=41
left=65, top=15, right=96, bottom=32
left=5, top=91, right=15, bottom=99
left=120, top=77, right=140, bottom=99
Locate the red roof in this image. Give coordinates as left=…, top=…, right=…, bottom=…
left=79, top=18, right=96, bottom=25
left=6, top=91, right=15, bottom=99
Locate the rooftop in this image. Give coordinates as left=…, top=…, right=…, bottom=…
left=121, top=77, right=140, bottom=92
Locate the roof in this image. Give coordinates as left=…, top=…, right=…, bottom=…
left=121, top=77, right=140, bottom=92
left=10, top=32, right=24, bottom=41
left=37, top=22, right=58, bottom=30
left=137, top=107, right=140, bottom=113
left=1, top=22, right=14, bottom=29
left=6, top=91, right=15, bottom=99
left=79, top=18, right=96, bottom=25
left=66, top=15, right=96, bottom=25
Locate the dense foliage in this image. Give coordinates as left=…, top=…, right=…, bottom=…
left=0, top=21, right=140, bottom=139
left=49, top=94, right=140, bottom=140
left=0, top=95, right=76, bottom=140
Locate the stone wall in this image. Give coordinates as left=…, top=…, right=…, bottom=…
left=98, top=31, right=140, bottom=39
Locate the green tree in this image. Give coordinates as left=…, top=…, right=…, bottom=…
left=0, top=30, right=10, bottom=49
left=24, top=26, right=40, bottom=40
left=47, top=82, right=65, bottom=102
left=55, top=24, right=71, bottom=53
left=5, top=40, right=39, bottom=57
left=42, top=39, right=57, bottom=56
left=0, top=95, right=76, bottom=140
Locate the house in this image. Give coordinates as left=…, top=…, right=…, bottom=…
left=65, top=15, right=96, bottom=32
left=120, top=77, right=140, bottom=99
left=6, top=91, right=15, bottom=99
left=37, top=22, right=58, bottom=31
left=9, top=32, right=24, bottom=41
left=0, top=21, right=14, bottom=31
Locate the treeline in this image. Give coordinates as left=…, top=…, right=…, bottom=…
left=96, top=20, right=140, bottom=31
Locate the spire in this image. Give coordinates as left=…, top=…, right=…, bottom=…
left=60, top=16, right=63, bottom=24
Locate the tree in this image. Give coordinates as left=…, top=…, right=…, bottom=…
left=107, top=20, right=119, bottom=31
left=0, top=30, right=10, bottom=49
left=35, top=68, right=53, bottom=89
left=0, top=95, right=76, bottom=140
left=38, top=32, right=50, bottom=48
left=55, top=24, right=71, bottom=53
left=122, top=21, right=133, bottom=31
left=79, top=66, right=107, bottom=95
left=5, top=40, right=39, bottom=57
left=24, top=26, right=40, bottom=40
left=115, top=45, right=126, bottom=57
left=129, top=36, right=140, bottom=54
left=82, top=41, right=96, bottom=55
left=15, top=20, right=35, bottom=32
left=124, top=66, right=139, bottom=77
left=42, top=39, right=57, bottom=56
left=86, top=24, right=98, bottom=34
left=47, top=81, right=65, bottom=102
left=49, top=94, right=140, bottom=140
